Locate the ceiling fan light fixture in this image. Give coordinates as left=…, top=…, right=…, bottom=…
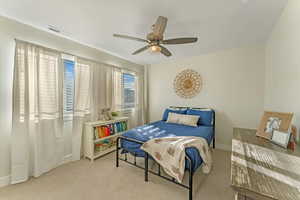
left=113, top=16, right=198, bottom=57
left=150, top=45, right=161, bottom=53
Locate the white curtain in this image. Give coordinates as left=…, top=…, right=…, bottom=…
left=11, top=41, right=65, bottom=183
left=111, top=68, right=123, bottom=111
left=72, top=59, right=110, bottom=161
left=137, top=72, right=146, bottom=126
left=11, top=41, right=146, bottom=182
left=72, top=58, right=92, bottom=161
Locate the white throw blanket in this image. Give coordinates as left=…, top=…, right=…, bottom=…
left=141, top=136, right=212, bottom=183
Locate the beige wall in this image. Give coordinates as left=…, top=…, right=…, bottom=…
left=265, top=0, right=300, bottom=141
left=148, top=45, right=266, bottom=150
left=0, top=16, right=144, bottom=180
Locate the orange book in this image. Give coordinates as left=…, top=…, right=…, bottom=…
left=97, top=127, right=102, bottom=138
left=97, top=127, right=104, bottom=138
left=101, top=127, right=106, bottom=137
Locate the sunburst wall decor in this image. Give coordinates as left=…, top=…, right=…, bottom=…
left=173, top=69, right=202, bottom=99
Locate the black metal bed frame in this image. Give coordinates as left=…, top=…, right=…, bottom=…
left=116, top=107, right=216, bottom=200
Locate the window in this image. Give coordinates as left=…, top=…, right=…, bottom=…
left=16, top=44, right=61, bottom=122
left=122, top=73, right=136, bottom=109
left=63, top=59, right=75, bottom=118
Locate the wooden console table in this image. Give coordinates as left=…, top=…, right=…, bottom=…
left=231, top=128, right=300, bottom=200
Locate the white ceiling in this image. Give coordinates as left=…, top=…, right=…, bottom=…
left=0, top=0, right=288, bottom=65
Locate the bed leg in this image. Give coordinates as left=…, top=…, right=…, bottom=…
left=158, top=165, right=161, bottom=176
left=187, top=155, right=193, bottom=200
left=134, top=153, right=137, bottom=165
left=145, top=153, right=149, bottom=182
left=116, top=137, right=119, bottom=168
left=189, top=166, right=193, bottom=200
left=213, top=137, right=216, bottom=149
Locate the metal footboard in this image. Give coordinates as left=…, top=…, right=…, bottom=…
left=116, top=136, right=195, bottom=200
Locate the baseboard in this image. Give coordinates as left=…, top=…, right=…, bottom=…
left=59, top=154, right=73, bottom=166
left=0, top=175, right=10, bottom=188
left=216, top=143, right=232, bottom=152
left=0, top=154, right=73, bottom=188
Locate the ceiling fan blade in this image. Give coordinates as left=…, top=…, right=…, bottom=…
left=132, top=45, right=151, bottom=55
left=153, top=16, right=168, bottom=36
left=113, top=34, right=148, bottom=43
left=162, top=37, right=198, bottom=45
left=159, top=45, right=172, bottom=57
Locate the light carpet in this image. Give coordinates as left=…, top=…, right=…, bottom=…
left=0, top=149, right=233, bottom=200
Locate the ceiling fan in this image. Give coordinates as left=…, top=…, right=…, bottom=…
left=113, top=16, right=198, bottom=57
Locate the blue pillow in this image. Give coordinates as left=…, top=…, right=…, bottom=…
left=186, top=109, right=214, bottom=126
left=162, top=109, right=187, bottom=121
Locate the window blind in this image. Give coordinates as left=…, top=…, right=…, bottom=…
left=112, top=69, right=137, bottom=111
left=122, top=73, right=136, bottom=109
left=16, top=43, right=61, bottom=122
left=63, top=60, right=75, bottom=113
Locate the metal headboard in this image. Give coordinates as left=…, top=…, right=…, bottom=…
left=170, top=106, right=213, bottom=110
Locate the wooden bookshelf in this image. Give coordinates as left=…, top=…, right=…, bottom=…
left=83, top=117, right=129, bottom=162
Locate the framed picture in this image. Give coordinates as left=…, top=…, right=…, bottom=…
left=256, top=111, right=293, bottom=140
left=271, top=130, right=291, bottom=148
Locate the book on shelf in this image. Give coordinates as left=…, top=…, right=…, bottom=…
left=114, top=123, right=118, bottom=133
left=109, top=124, right=114, bottom=135
left=97, top=127, right=103, bottom=138
left=94, top=139, right=115, bottom=152
left=114, top=121, right=127, bottom=133
left=93, top=120, right=128, bottom=140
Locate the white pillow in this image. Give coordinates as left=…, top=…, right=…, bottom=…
left=179, top=114, right=199, bottom=127
left=167, top=113, right=199, bottom=127
left=166, top=112, right=181, bottom=124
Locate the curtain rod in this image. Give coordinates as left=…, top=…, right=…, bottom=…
left=14, top=38, right=141, bottom=74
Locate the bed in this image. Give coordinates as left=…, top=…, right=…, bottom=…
left=116, top=107, right=215, bottom=200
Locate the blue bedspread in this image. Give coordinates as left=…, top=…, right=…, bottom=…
left=120, top=120, right=214, bottom=172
